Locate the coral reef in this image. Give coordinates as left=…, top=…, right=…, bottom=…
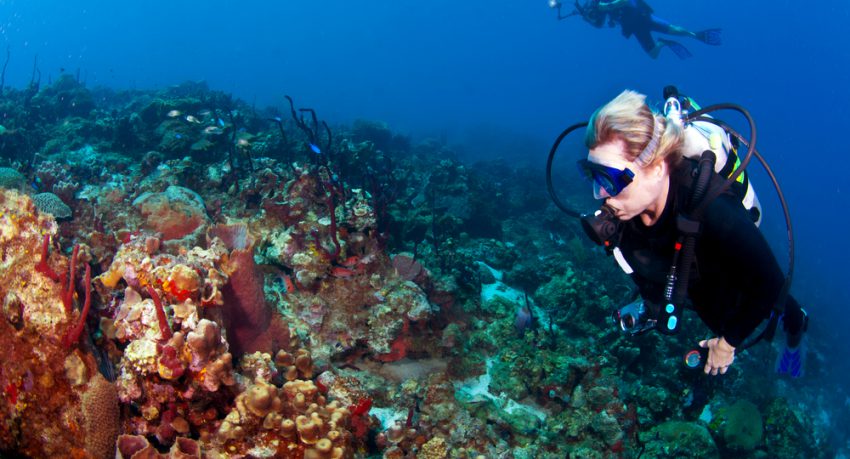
left=708, top=399, right=763, bottom=452
left=0, top=77, right=838, bottom=459
left=640, top=421, right=719, bottom=458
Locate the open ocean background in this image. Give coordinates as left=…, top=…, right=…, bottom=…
left=3, top=0, right=848, bottom=441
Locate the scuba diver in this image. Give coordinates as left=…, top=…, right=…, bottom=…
left=546, top=88, right=808, bottom=377
left=549, top=0, right=722, bottom=59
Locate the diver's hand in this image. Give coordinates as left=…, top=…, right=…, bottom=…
left=698, top=337, right=735, bottom=376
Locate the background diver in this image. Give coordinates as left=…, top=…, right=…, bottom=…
left=550, top=0, right=722, bottom=59
left=575, top=90, right=808, bottom=377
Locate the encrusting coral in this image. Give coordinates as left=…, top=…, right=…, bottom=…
left=212, top=368, right=353, bottom=457
left=0, top=189, right=120, bottom=457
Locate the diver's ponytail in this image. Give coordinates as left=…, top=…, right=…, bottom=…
left=586, top=90, right=684, bottom=168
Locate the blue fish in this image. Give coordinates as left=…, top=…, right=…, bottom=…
left=175, top=134, right=183, bottom=139
left=218, top=118, right=225, bottom=127
left=309, top=143, right=321, bottom=154
left=515, top=306, right=533, bottom=335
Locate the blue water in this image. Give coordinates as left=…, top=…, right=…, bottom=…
left=4, top=0, right=849, bottom=442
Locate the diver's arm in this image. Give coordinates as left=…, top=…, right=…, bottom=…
left=576, top=0, right=607, bottom=27
left=596, top=0, right=629, bottom=12
left=702, top=193, right=786, bottom=347
left=699, top=336, right=735, bottom=375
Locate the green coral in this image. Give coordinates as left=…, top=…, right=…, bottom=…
left=0, top=167, right=27, bottom=191
left=709, top=399, right=763, bottom=452
left=763, top=397, right=828, bottom=459
left=640, top=421, right=719, bottom=458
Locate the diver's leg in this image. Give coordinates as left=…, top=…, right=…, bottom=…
left=649, top=15, right=695, bottom=38
left=634, top=29, right=662, bottom=58
left=782, top=296, right=808, bottom=348
left=651, top=14, right=721, bottom=45
left=775, top=295, right=808, bottom=378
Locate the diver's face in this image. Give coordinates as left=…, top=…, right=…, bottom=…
left=588, top=138, right=669, bottom=224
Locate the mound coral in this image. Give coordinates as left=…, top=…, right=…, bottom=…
left=0, top=167, right=27, bottom=191
left=32, top=192, right=73, bottom=219
left=213, top=376, right=353, bottom=457
left=133, top=185, right=210, bottom=241
left=710, top=399, right=763, bottom=452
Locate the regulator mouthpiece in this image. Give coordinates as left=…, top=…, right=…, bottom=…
left=581, top=204, right=622, bottom=247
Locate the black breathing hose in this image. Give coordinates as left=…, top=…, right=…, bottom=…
left=671, top=151, right=717, bottom=307
left=684, top=104, right=757, bottom=215
left=546, top=122, right=587, bottom=219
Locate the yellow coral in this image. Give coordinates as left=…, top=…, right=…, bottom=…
left=244, top=380, right=282, bottom=418
left=296, top=414, right=321, bottom=444
left=98, top=260, right=125, bottom=289
left=304, top=437, right=346, bottom=459
left=216, top=374, right=353, bottom=455
left=294, top=349, right=314, bottom=379
left=64, top=351, right=89, bottom=387
left=417, top=437, right=448, bottom=459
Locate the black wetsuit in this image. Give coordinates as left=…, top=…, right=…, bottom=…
left=616, top=159, right=803, bottom=347
left=604, top=0, right=673, bottom=54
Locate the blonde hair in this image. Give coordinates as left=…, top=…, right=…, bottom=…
left=585, top=90, right=683, bottom=168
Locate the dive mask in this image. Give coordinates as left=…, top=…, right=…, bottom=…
left=577, top=159, right=635, bottom=198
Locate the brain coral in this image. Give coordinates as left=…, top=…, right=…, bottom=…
left=82, top=374, right=120, bottom=458
left=0, top=167, right=27, bottom=191
left=32, top=192, right=73, bottom=219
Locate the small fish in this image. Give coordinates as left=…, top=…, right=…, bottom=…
left=340, top=256, right=360, bottom=267
left=167, top=110, right=181, bottom=118
left=218, top=118, right=225, bottom=127
left=330, top=266, right=356, bottom=278
left=174, top=134, right=183, bottom=139
left=237, top=138, right=251, bottom=147
left=282, top=275, right=297, bottom=293
left=185, top=115, right=201, bottom=124
left=309, top=143, right=321, bottom=154
left=203, top=126, right=224, bottom=135
left=515, top=306, right=534, bottom=335
left=198, top=109, right=211, bottom=117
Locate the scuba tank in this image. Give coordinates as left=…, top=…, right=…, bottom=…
left=662, top=86, right=763, bottom=226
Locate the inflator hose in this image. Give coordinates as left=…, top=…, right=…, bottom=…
left=671, top=151, right=717, bottom=307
